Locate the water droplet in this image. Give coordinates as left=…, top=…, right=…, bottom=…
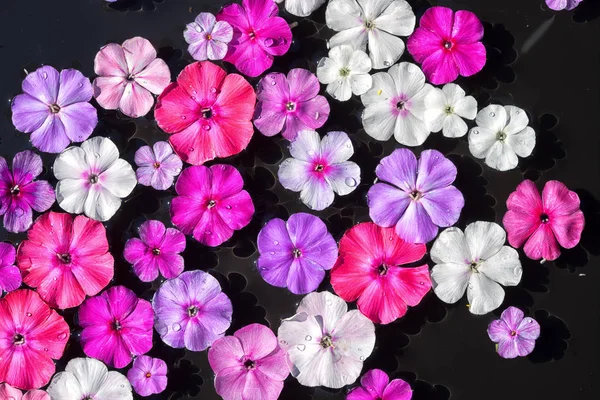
left=342, top=374, right=350, bottom=382
left=181, top=116, right=186, bottom=120
left=305, top=335, right=312, bottom=341
left=26, top=312, right=32, bottom=317
left=315, top=111, right=320, bottom=119
left=473, top=129, right=479, bottom=134
left=419, top=281, right=424, bottom=285
left=172, top=323, right=182, bottom=332
left=359, top=356, right=365, bottom=361
left=226, top=205, right=232, bottom=209
left=190, top=96, right=196, bottom=101
left=42, top=72, right=48, bottom=79
left=57, top=332, right=67, bottom=340
left=513, top=267, right=521, bottom=276
left=205, top=230, right=212, bottom=235
left=264, top=37, right=276, bottom=47
left=326, top=298, right=333, bottom=306
left=516, top=110, right=520, bottom=114
left=279, top=340, right=288, bottom=345
left=270, top=251, right=275, bottom=255
left=383, top=61, right=391, bottom=66
left=489, top=112, right=496, bottom=117
left=270, top=80, right=277, bottom=86
left=120, top=384, right=125, bottom=388
left=78, top=83, right=83, bottom=88
left=189, top=147, right=195, bottom=152
left=307, top=149, right=315, bottom=156
left=174, top=168, right=182, bottom=174
left=44, top=347, right=48, bottom=352
left=273, top=240, right=279, bottom=245
left=345, top=177, right=357, bottom=187
left=203, top=125, right=211, bottom=131
left=467, top=283, right=473, bottom=289
left=297, top=344, right=306, bottom=351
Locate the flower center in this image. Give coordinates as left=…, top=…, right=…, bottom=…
left=445, top=106, right=454, bottom=114
left=207, top=199, right=216, bottom=209
left=10, top=185, right=20, bottom=195
left=540, top=213, right=550, bottom=224
left=377, top=264, right=388, bottom=276
left=286, top=101, right=296, bottom=111
left=244, top=359, right=256, bottom=370
left=339, top=67, right=351, bottom=77
left=320, top=335, right=333, bottom=348
left=205, top=33, right=212, bottom=40
left=188, top=305, right=199, bottom=317
left=57, top=253, right=71, bottom=264
left=153, top=162, right=161, bottom=169
left=82, top=397, right=93, bottom=400
left=126, top=74, right=135, bottom=81
left=510, top=330, right=518, bottom=337
left=293, top=248, right=302, bottom=258
left=396, top=101, right=406, bottom=110
left=89, top=174, right=99, bottom=184
left=201, top=108, right=213, bottom=119
left=314, top=164, right=324, bottom=172
left=13, top=333, right=25, bottom=346
left=112, top=320, right=122, bottom=331
left=49, top=103, right=61, bottom=113
left=364, top=20, right=375, bottom=29
left=444, top=41, right=453, bottom=50
left=409, top=190, right=422, bottom=201
left=152, top=248, right=161, bottom=255
left=497, top=131, right=507, bottom=141
left=145, top=372, right=152, bottom=378
left=248, top=31, right=256, bottom=39
left=469, top=261, right=480, bottom=272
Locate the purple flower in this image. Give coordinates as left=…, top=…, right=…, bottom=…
left=0, top=151, right=55, bottom=233
left=11, top=66, right=98, bottom=153
left=127, top=355, right=168, bottom=397
left=153, top=270, right=233, bottom=351
left=257, top=213, right=337, bottom=294
left=367, top=149, right=464, bottom=244
left=123, top=220, right=186, bottom=282
left=0, top=243, right=21, bottom=294
left=488, top=306, right=541, bottom=359
left=134, top=141, right=183, bottom=190
left=254, top=69, right=330, bottom=141
left=347, top=369, right=413, bottom=400
left=546, top=0, right=583, bottom=11
left=184, top=12, right=233, bottom=61
left=278, top=130, right=361, bottom=211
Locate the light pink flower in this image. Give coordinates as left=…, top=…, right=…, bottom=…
left=0, top=383, right=50, bottom=400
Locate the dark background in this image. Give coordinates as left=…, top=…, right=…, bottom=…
left=1, top=0, right=600, bottom=399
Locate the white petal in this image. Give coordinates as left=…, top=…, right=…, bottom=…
left=317, top=57, right=341, bottom=85
left=430, top=226, right=470, bottom=264
left=389, top=62, right=425, bottom=99
left=467, top=273, right=505, bottom=315
left=360, top=71, right=396, bottom=106
left=47, top=372, right=85, bottom=399
left=329, top=44, right=354, bottom=66
left=408, top=83, right=433, bottom=119
left=326, top=0, right=364, bottom=31
left=349, top=74, right=373, bottom=96
left=329, top=27, right=368, bottom=53
left=285, top=0, right=327, bottom=17
left=464, top=221, right=506, bottom=262
left=504, top=105, right=529, bottom=135
left=362, top=102, right=395, bottom=141
left=99, top=158, right=137, bottom=198
left=368, top=28, right=405, bottom=69
left=479, top=246, right=522, bottom=286
left=84, top=186, right=122, bottom=221
left=506, top=126, right=536, bottom=157
left=372, top=0, right=415, bottom=36
left=393, top=112, right=430, bottom=146
left=468, top=127, right=497, bottom=159
left=326, top=78, right=353, bottom=101
left=331, top=310, right=375, bottom=361
left=431, top=262, right=472, bottom=304
left=95, top=371, right=133, bottom=399
left=278, top=312, right=324, bottom=353
left=278, top=158, right=310, bottom=192
left=442, top=114, right=468, bottom=138
left=423, top=88, right=447, bottom=133
left=300, top=177, right=335, bottom=211
left=320, top=130, right=353, bottom=163
left=56, top=178, right=87, bottom=215
left=453, top=95, right=478, bottom=120
left=290, top=130, right=322, bottom=161
left=348, top=49, right=372, bottom=74
left=297, top=291, right=348, bottom=333
left=66, top=358, right=108, bottom=394
left=475, top=105, right=508, bottom=133
left=484, top=141, right=519, bottom=171
left=80, top=136, right=120, bottom=173
left=53, top=146, right=89, bottom=180
left=441, top=83, right=466, bottom=106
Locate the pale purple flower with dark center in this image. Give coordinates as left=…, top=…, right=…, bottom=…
left=488, top=306, right=540, bottom=359
left=347, top=369, right=413, bottom=400
left=184, top=12, right=233, bottom=61
left=0, top=243, right=21, bottom=294
left=124, top=220, right=186, bottom=282
left=367, top=148, right=464, bottom=244
left=134, top=141, right=182, bottom=190
left=546, top=0, right=583, bottom=11
left=153, top=270, right=233, bottom=351
left=0, top=151, right=55, bottom=233
left=257, top=213, right=337, bottom=294
left=11, top=66, right=98, bottom=153
left=127, top=355, right=168, bottom=397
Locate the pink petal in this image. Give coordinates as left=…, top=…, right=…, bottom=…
left=360, top=369, right=389, bottom=398
left=376, top=148, right=417, bottom=193
left=347, top=387, right=375, bottom=400
left=177, top=60, right=227, bottom=102
left=383, top=378, right=413, bottom=400
left=389, top=264, right=431, bottom=306
left=420, top=6, right=454, bottom=38
left=94, top=43, right=128, bottom=76
left=357, top=278, right=408, bottom=324
left=451, top=10, right=484, bottom=44
left=162, top=227, right=186, bottom=253
left=416, top=150, right=458, bottom=192
left=407, top=27, right=443, bottom=64
left=281, top=113, right=309, bottom=141
left=295, top=96, right=330, bottom=131
left=244, top=0, right=278, bottom=25
left=139, top=220, right=167, bottom=248
left=120, top=300, right=154, bottom=354
left=487, top=319, right=511, bottom=342
left=93, top=76, right=127, bottom=110
left=0, top=382, right=24, bottom=399
left=523, top=224, right=561, bottom=261
left=234, top=323, right=278, bottom=360
left=208, top=335, right=244, bottom=373
left=210, top=164, right=243, bottom=198
left=259, top=18, right=292, bottom=57
left=155, top=83, right=199, bottom=133
left=503, top=210, right=540, bottom=249
left=134, top=58, right=171, bottom=95
left=174, top=167, right=212, bottom=199
left=394, top=201, right=439, bottom=244
left=452, top=42, right=486, bottom=77
left=368, top=183, right=411, bottom=227
left=256, top=349, right=288, bottom=381
left=420, top=186, right=464, bottom=227
left=225, top=40, right=274, bottom=78
left=192, top=209, right=234, bottom=246
left=11, top=150, right=42, bottom=184
left=287, top=69, right=319, bottom=102
left=243, top=368, right=284, bottom=400
left=119, top=81, right=154, bottom=118
left=171, top=196, right=206, bottom=235
left=156, top=253, right=184, bottom=279
left=105, top=286, right=139, bottom=318
left=550, top=212, right=585, bottom=249
left=216, top=190, right=254, bottom=230
left=122, top=37, right=158, bottom=75
left=22, top=66, right=60, bottom=105
left=254, top=101, right=287, bottom=137
left=0, top=265, right=21, bottom=293
left=57, top=69, right=93, bottom=106
left=422, top=49, right=459, bottom=85
left=542, top=180, right=581, bottom=216
left=214, top=367, right=248, bottom=400
left=500, top=306, right=524, bottom=331
left=23, top=390, right=51, bottom=400
left=516, top=317, right=541, bottom=340
left=11, top=94, right=50, bottom=134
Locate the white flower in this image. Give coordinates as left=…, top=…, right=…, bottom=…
left=317, top=45, right=373, bottom=101
left=275, top=0, right=326, bottom=17
left=360, top=62, right=433, bottom=146
left=326, top=0, right=415, bottom=69
left=468, top=104, right=536, bottom=171
left=424, top=84, right=478, bottom=138
left=47, top=357, right=133, bottom=400
left=278, top=291, right=375, bottom=388
left=430, top=222, right=523, bottom=315
left=54, top=136, right=137, bottom=221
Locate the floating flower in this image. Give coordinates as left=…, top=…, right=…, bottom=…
left=184, top=12, right=233, bottom=61
left=54, top=136, right=137, bottom=221
left=47, top=357, right=133, bottom=400
left=278, top=130, right=360, bottom=211
left=503, top=180, right=584, bottom=262
left=326, top=0, right=415, bottom=69
left=254, top=69, right=329, bottom=140
left=155, top=61, right=256, bottom=165
left=124, top=220, right=186, bottom=282
left=208, top=323, right=288, bottom=400
left=217, top=0, right=292, bottom=77
left=347, top=369, right=413, bottom=400
left=153, top=270, right=233, bottom=351
left=316, top=45, right=373, bottom=102
left=424, top=84, right=477, bottom=138
left=0, top=383, right=50, bottom=400
left=0, top=290, right=70, bottom=390
left=469, top=104, right=536, bottom=171
left=361, top=62, right=433, bottom=146
left=274, top=0, right=326, bottom=17
left=134, top=141, right=182, bottom=190
left=0, top=243, right=21, bottom=294
left=488, top=306, right=540, bottom=359
left=79, top=286, right=154, bottom=368
left=331, top=223, right=430, bottom=324
left=368, top=149, right=463, bottom=244
left=127, top=355, right=168, bottom=397
left=430, top=222, right=523, bottom=315
left=546, top=0, right=583, bottom=11
left=407, top=6, right=486, bottom=84
left=0, top=151, right=54, bottom=233
left=257, top=213, right=338, bottom=294
left=17, top=212, right=114, bottom=309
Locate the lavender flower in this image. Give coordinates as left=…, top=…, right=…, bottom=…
left=488, top=306, right=540, bottom=359
left=134, top=142, right=182, bottom=190
left=184, top=13, right=233, bottom=61
left=0, top=243, right=21, bottom=294
left=127, top=356, right=168, bottom=397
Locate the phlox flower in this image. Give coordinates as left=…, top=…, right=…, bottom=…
left=488, top=306, right=540, bottom=359
left=0, top=383, right=49, bottom=400
left=317, top=45, right=373, bottom=102
left=423, top=83, right=477, bottom=138
left=0, top=242, right=21, bottom=294
left=134, top=141, right=182, bottom=190
left=546, top=0, right=583, bottom=11
left=184, top=12, right=233, bottom=61
left=274, top=0, right=326, bottom=17
left=127, top=355, right=168, bottom=397
left=347, top=369, right=413, bottom=400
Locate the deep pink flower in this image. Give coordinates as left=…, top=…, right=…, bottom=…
left=0, top=242, right=21, bottom=295
left=407, top=6, right=486, bottom=85
left=347, top=369, right=413, bottom=400
left=0, top=383, right=50, bottom=400
left=79, top=286, right=154, bottom=369
left=503, top=180, right=585, bottom=261
left=217, top=0, right=292, bottom=77
left=127, top=355, right=168, bottom=397
left=134, top=141, right=183, bottom=190
left=488, top=306, right=540, bottom=359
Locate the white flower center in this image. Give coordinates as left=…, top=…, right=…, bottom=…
left=445, top=106, right=454, bottom=115
left=497, top=131, right=507, bottom=141
left=364, top=20, right=376, bottom=29
left=320, top=335, right=333, bottom=348
left=339, top=67, right=351, bottom=77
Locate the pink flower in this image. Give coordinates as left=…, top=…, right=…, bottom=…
left=154, top=61, right=256, bottom=165
left=208, top=323, right=288, bottom=400
left=127, top=355, right=168, bottom=397
left=171, top=165, right=254, bottom=247
left=124, top=220, right=186, bottom=282
left=79, top=286, right=154, bottom=369
left=546, top=0, right=583, bottom=11
left=0, top=290, right=70, bottom=390
left=134, top=141, right=183, bottom=190
left=487, top=307, right=540, bottom=359
left=184, top=12, right=233, bottom=61
left=407, top=6, right=486, bottom=85
left=347, top=369, right=413, bottom=400
left=17, top=212, right=114, bottom=309
left=93, top=37, right=171, bottom=118
left=217, top=0, right=292, bottom=77
left=0, top=383, right=50, bottom=400
left=503, top=180, right=585, bottom=262
left=0, top=242, right=21, bottom=295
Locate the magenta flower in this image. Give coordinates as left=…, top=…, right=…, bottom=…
left=153, top=270, right=233, bottom=351
left=488, top=306, right=541, bottom=359
left=367, top=148, right=464, bottom=244
left=217, top=0, right=292, bottom=77
left=93, top=37, right=171, bottom=118
left=208, top=323, right=288, bottom=400
left=184, top=12, right=233, bottom=61
left=171, top=165, right=254, bottom=247
left=347, top=369, right=413, bottom=400
left=254, top=69, right=330, bottom=141
left=257, top=213, right=337, bottom=294
left=127, top=355, right=168, bottom=397
left=124, top=220, right=186, bottom=282
left=546, top=0, right=583, bottom=10
left=0, top=151, right=54, bottom=233
left=0, top=243, right=21, bottom=294
left=79, top=286, right=154, bottom=368
left=134, top=141, right=183, bottom=190
left=11, top=66, right=98, bottom=153
left=407, top=6, right=486, bottom=85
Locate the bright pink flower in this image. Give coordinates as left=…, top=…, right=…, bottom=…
left=407, top=6, right=486, bottom=85
left=17, top=212, right=114, bottom=310
left=0, top=383, right=50, bottom=400
left=347, top=369, right=412, bottom=400
left=330, top=222, right=431, bottom=324
left=79, top=286, right=154, bottom=369
left=155, top=61, right=256, bottom=165
left=93, top=37, right=171, bottom=118
left=503, top=180, right=585, bottom=262
left=127, top=355, right=168, bottom=397
left=217, top=0, right=292, bottom=77
left=0, top=242, right=21, bottom=295
left=0, top=290, right=70, bottom=390
left=171, top=165, right=254, bottom=247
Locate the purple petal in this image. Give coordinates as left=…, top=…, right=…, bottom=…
left=135, top=146, right=156, bottom=166
left=151, top=168, right=176, bottom=190
left=394, top=201, right=439, bottom=244
left=22, top=65, right=60, bottom=104
left=368, top=183, right=411, bottom=228
left=20, top=180, right=55, bottom=212
left=420, top=186, right=464, bottom=227
left=281, top=113, right=311, bottom=141
left=347, top=387, right=375, bottom=400
left=287, top=213, right=337, bottom=271
left=0, top=265, right=22, bottom=293
left=383, top=379, right=413, bottom=400
left=188, top=40, right=209, bottom=61
left=30, top=114, right=71, bottom=153
left=295, top=96, right=329, bottom=131
left=376, top=148, right=417, bottom=193
left=156, top=253, right=184, bottom=279
left=497, top=338, right=520, bottom=359
left=159, top=153, right=183, bottom=174
left=257, top=218, right=295, bottom=287
left=211, top=20, right=234, bottom=43
left=516, top=317, right=541, bottom=340
left=59, top=102, right=98, bottom=142
left=196, top=12, right=217, bottom=31
left=139, top=220, right=167, bottom=248
left=192, top=208, right=235, bottom=247
left=416, top=149, right=457, bottom=192
left=257, top=72, right=290, bottom=104
left=11, top=93, right=50, bottom=133
left=287, top=69, right=320, bottom=102
left=500, top=306, right=525, bottom=331
left=359, top=369, right=389, bottom=397
left=515, top=337, right=536, bottom=357
left=207, top=40, right=229, bottom=60
left=487, top=319, right=511, bottom=343
left=136, top=166, right=156, bottom=187
left=57, top=69, right=93, bottom=106
left=184, top=317, right=222, bottom=351
left=0, top=243, right=16, bottom=267
left=215, top=190, right=255, bottom=230
left=162, top=227, right=186, bottom=253
left=11, top=150, right=42, bottom=184
left=150, top=141, right=173, bottom=163
left=287, top=258, right=326, bottom=294
left=254, top=101, right=287, bottom=137
left=3, top=202, right=33, bottom=233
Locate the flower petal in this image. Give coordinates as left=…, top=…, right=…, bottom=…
left=374, top=0, right=415, bottom=36
left=59, top=102, right=98, bottom=143
left=394, top=200, right=438, bottom=244
left=22, top=66, right=60, bottom=105
left=382, top=378, right=413, bottom=400
left=416, top=149, right=457, bottom=192
left=297, top=291, right=347, bottom=332
left=389, top=62, right=425, bottom=99
left=134, top=58, right=171, bottom=95
left=517, top=317, right=540, bottom=340
left=57, top=69, right=94, bottom=106
left=94, top=43, right=128, bottom=77
left=375, top=148, right=417, bottom=192
left=278, top=158, right=310, bottom=192
left=479, top=246, right=522, bottom=286
left=368, top=28, right=405, bottom=69
left=11, top=94, right=51, bottom=134
left=464, top=221, right=506, bottom=261
left=468, top=127, right=497, bottom=159
left=431, top=262, right=471, bottom=304
left=93, top=76, right=127, bottom=111
left=420, top=186, right=463, bottom=227
left=420, top=6, right=454, bottom=38
left=325, top=0, right=363, bottom=31
left=453, top=42, right=486, bottom=77
left=467, top=272, right=505, bottom=315
left=394, top=112, right=430, bottom=146
left=359, top=369, right=389, bottom=398
left=99, top=159, right=137, bottom=198
left=300, top=175, right=335, bottom=211
left=30, top=115, right=71, bottom=153
left=523, top=224, right=561, bottom=261
left=362, top=102, right=396, bottom=141
left=122, top=37, right=157, bottom=75
left=325, top=161, right=361, bottom=196
left=288, top=68, right=320, bottom=102
left=119, top=81, right=154, bottom=118
left=484, top=141, right=519, bottom=171
left=452, top=10, right=484, bottom=43
left=367, top=183, right=411, bottom=227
